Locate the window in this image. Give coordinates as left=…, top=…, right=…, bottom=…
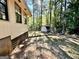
left=23, top=13, right=27, bottom=24
left=15, top=3, right=22, bottom=23
left=0, top=0, right=8, bottom=20
left=24, top=16, right=27, bottom=24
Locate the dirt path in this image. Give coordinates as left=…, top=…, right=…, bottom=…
left=10, top=31, right=79, bottom=59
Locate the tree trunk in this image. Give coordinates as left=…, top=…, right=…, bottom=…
left=32, top=0, right=35, bottom=30
left=49, top=0, right=52, bottom=27
left=41, top=0, right=43, bottom=26
left=53, top=0, right=57, bottom=33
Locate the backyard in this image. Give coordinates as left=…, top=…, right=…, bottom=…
left=10, top=31, right=79, bottom=59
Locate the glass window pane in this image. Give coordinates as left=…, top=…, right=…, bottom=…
left=0, top=0, right=6, bottom=4
left=0, top=11, right=6, bottom=19
left=25, top=18, right=27, bottom=24
left=0, top=0, right=8, bottom=20
left=15, top=3, right=22, bottom=23
left=0, top=3, right=5, bottom=12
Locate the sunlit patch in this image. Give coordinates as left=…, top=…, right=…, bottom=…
left=19, top=44, right=24, bottom=48
left=59, top=45, right=79, bottom=59
left=49, top=36, right=60, bottom=39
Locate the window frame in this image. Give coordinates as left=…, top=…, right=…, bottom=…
left=23, top=12, right=27, bottom=24
left=0, top=0, right=8, bottom=21
left=15, top=3, right=22, bottom=23
left=24, top=16, right=27, bottom=24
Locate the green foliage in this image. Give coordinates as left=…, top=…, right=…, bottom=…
left=28, top=0, right=79, bottom=34
left=64, top=0, right=79, bottom=34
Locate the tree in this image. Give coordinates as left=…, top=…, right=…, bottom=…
left=40, top=0, right=43, bottom=26
left=66, top=0, right=79, bottom=34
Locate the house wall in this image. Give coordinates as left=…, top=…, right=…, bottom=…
left=0, top=36, right=12, bottom=56
left=0, top=0, right=30, bottom=39
left=0, top=0, right=31, bottom=55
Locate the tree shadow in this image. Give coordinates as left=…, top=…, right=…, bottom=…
left=44, top=34, right=73, bottom=59
left=11, top=32, right=79, bottom=59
